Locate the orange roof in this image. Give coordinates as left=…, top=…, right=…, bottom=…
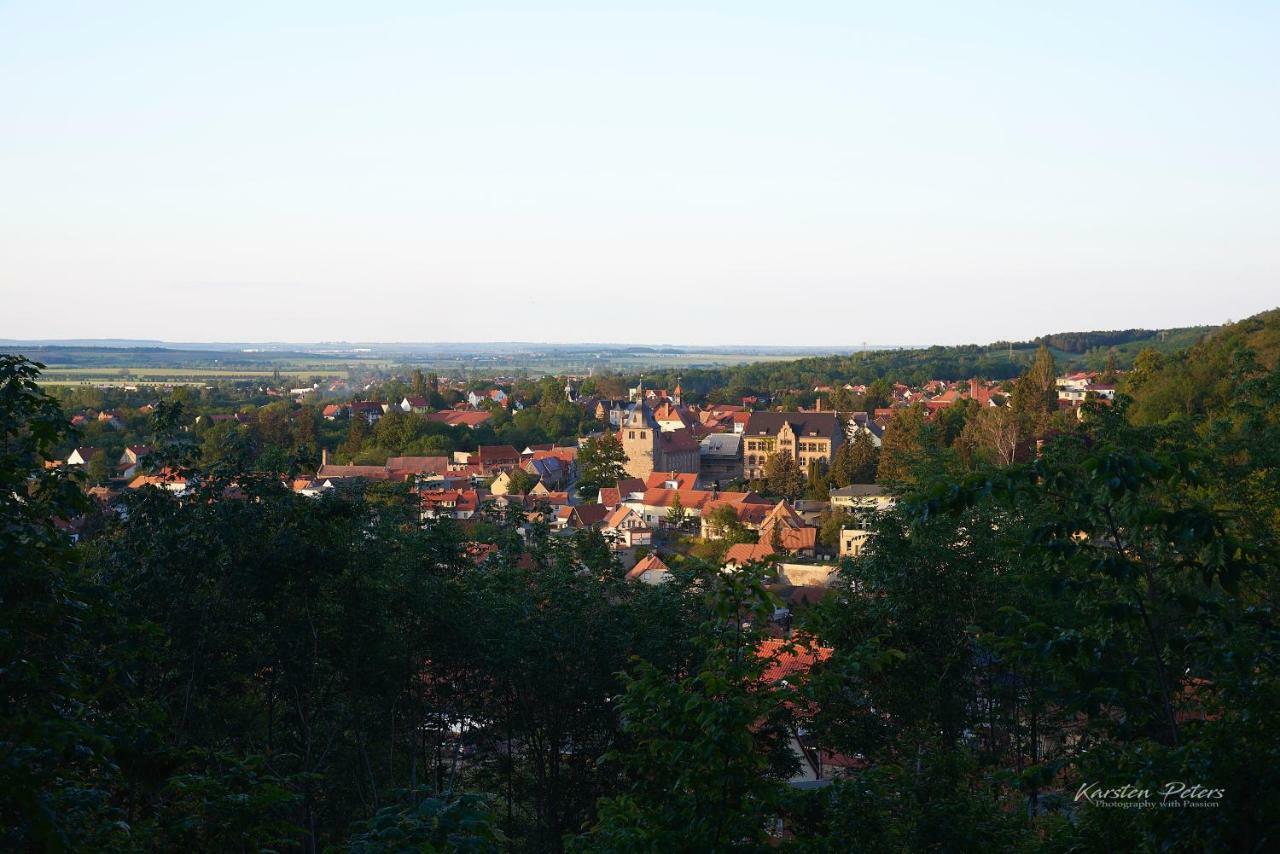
left=604, top=505, right=648, bottom=529
left=767, top=526, right=817, bottom=551
left=128, top=470, right=187, bottom=489
left=758, top=637, right=833, bottom=684
left=645, top=471, right=699, bottom=490
left=426, top=410, right=492, bottom=428
left=626, top=553, right=671, bottom=581
left=724, top=542, right=777, bottom=564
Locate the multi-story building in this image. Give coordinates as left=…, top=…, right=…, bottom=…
left=741, top=412, right=844, bottom=480
left=620, top=399, right=700, bottom=480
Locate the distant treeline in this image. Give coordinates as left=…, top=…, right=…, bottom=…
left=640, top=325, right=1217, bottom=403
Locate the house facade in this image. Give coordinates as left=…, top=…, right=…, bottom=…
left=741, top=412, right=844, bottom=480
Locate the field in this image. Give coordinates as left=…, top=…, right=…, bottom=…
left=9, top=342, right=861, bottom=386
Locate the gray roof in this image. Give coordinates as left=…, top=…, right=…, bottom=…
left=699, top=433, right=742, bottom=457
left=829, top=484, right=888, bottom=498
left=743, top=411, right=842, bottom=439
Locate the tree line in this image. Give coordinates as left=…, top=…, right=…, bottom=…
left=3, top=308, right=1278, bottom=851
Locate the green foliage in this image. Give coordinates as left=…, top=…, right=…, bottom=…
left=345, top=791, right=503, bottom=853
left=578, top=563, right=792, bottom=851
left=665, top=491, right=688, bottom=529
left=577, top=432, right=628, bottom=496
left=0, top=356, right=104, bottom=850
left=5, top=309, right=1280, bottom=851
left=504, top=466, right=539, bottom=496
left=762, top=451, right=804, bottom=499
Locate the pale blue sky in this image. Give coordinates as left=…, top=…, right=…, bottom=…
left=2, top=1, right=1276, bottom=345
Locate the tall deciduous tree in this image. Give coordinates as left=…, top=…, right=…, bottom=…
left=577, top=433, right=628, bottom=497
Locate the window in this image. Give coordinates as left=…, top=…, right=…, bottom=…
left=628, top=431, right=635, bottom=439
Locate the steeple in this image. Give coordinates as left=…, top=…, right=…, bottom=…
left=674, top=375, right=682, bottom=406
left=564, top=377, right=575, bottom=403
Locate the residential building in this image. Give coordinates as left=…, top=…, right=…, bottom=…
left=66, top=447, right=100, bottom=466
left=828, top=484, right=895, bottom=522
left=626, top=553, right=672, bottom=585
left=839, top=528, right=873, bottom=559
left=475, top=444, right=521, bottom=475
left=698, top=432, right=743, bottom=486
left=602, top=506, right=652, bottom=550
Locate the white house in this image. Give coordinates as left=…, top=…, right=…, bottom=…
left=625, top=553, right=672, bottom=585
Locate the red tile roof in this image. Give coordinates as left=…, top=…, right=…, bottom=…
left=386, top=456, right=449, bottom=476
left=723, top=542, right=778, bottom=564
left=426, top=410, right=492, bottom=428
left=758, top=637, right=832, bottom=684
left=626, top=553, right=671, bottom=581
left=645, top=471, right=699, bottom=490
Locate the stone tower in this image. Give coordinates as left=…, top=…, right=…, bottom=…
left=621, top=398, right=659, bottom=479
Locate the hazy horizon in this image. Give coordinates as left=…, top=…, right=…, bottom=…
left=3, top=2, right=1277, bottom=345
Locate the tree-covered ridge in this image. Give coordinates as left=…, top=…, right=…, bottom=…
left=2, top=307, right=1279, bottom=851
left=631, top=321, right=1221, bottom=405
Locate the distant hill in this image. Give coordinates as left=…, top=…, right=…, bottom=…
left=657, top=321, right=1244, bottom=401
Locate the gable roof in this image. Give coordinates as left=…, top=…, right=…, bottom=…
left=424, top=410, right=492, bottom=428
left=316, top=464, right=398, bottom=481
left=603, top=505, right=647, bottom=530
left=477, top=444, right=520, bottom=462
left=386, top=456, right=449, bottom=476
left=645, top=471, right=699, bottom=490
left=743, top=411, right=842, bottom=440
left=758, top=637, right=833, bottom=684
left=626, top=552, right=671, bottom=581
left=723, top=542, right=778, bottom=565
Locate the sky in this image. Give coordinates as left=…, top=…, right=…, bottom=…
left=2, top=1, right=1277, bottom=347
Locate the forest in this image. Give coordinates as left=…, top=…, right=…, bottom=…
left=2, top=309, right=1278, bottom=851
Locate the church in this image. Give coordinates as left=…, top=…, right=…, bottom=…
left=619, top=381, right=700, bottom=480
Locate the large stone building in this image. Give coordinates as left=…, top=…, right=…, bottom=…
left=741, top=411, right=844, bottom=480
left=620, top=399, right=700, bottom=480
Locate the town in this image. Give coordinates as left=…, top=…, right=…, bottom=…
left=48, top=353, right=1119, bottom=594
left=8, top=307, right=1278, bottom=851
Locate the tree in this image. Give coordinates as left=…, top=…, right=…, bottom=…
left=844, top=430, right=879, bottom=484
left=818, top=509, right=856, bottom=549
left=805, top=459, right=829, bottom=500
left=86, top=448, right=112, bottom=484
left=578, top=563, right=791, bottom=850
left=577, top=433, right=628, bottom=497
left=705, top=504, right=755, bottom=544
left=339, top=413, right=369, bottom=462
left=763, top=452, right=804, bottom=499
left=1123, top=347, right=1165, bottom=395
left=665, top=492, right=688, bottom=530
left=0, top=356, right=111, bottom=849
left=410, top=368, right=428, bottom=398
left=864, top=378, right=893, bottom=410
left=967, top=406, right=1025, bottom=466
left=877, top=405, right=933, bottom=486
left=1010, top=344, right=1057, bottom=427
left=506, top=466, right=538, bottom=496
left=1100, top=350, right=1118, bottom=384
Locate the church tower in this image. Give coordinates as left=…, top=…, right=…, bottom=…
left=621, top=398, right=659, bottom=479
